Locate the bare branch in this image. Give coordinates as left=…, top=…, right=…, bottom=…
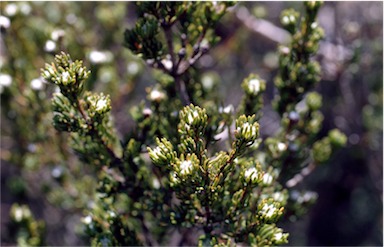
left=235, top=6, right=291, bottom=44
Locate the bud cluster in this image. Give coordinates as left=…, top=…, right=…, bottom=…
left=274, top=1, right=324, bottom=115
left=174, top=153, right=199, bottom=177
left=235, top=115, right=259, bottom=144
left=10, top=203, right=45, bottom=246
left=178, top=104, right=208, bottom=136
left=258, top=199, right=284, bottom=223
left=148, top=137, right=176, bottom=167
left=85, top=92, right=112, bottom=117
left=242, top=74, right=266, bottom=96
left=240, top=74, right=266, bottom=118
left=280, top=8, right=300, bottom=34
left=243, top=161, right=263, bottom=185
left=41, top=52, right=90, bottom=101
left=249, top=224, right=289, bottom=246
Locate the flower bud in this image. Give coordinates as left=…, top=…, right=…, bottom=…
left=263, top=172, right=274, bottom=186
left=244, top=166, right=262, bottom=184
left=258, top=199, right=284, bottom=223
left=179, top=160, right=193, bottom=175
left=174, top=153, right=199, bottom=177
left=272, top=229, right=289, bottom=245
left=235, top=115, right=259, bottom=143
left=148, top=137, right=175, bottom=167
left=86, top=93, right=111, bottom=117
left=280, top=9, right=299, bottom=34
left=148, top=88, right=166, bottom=103
left=242, top=74, right=266, bottom=96
left=178, top=104, right=208, bottom=136
left=95, top=97, right=109, bottom=113
left=61, top=71, right=70, bottom=85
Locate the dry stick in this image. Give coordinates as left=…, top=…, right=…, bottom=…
left=235, top=5, right=352, bottom=68
left=285, top=161, right=316, bottom=188
left=235, top=6, right=291, bottom=44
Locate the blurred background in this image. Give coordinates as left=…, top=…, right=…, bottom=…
left=1, top=2, right=382, bottom=246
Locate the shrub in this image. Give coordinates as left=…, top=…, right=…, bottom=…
left=2, top=2, right=353, bottom=246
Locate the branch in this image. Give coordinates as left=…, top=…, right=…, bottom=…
left=75, top=98, right=122, bottom=166
left=235, top=6, right=291, bottom=44
left=285, top=162, right=316, bottom=188
left=162, top=24, right=191, bottom=105
left=235, top=5, right=353, bottom=72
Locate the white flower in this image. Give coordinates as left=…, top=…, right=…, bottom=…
left=161, top=59, right=173, bottom=70
left=277, top=142, right=287, bottom=152
left=127, top=62, right=140, bottom=75
left=282, top=14, right=296, bottom=25
left=274, top=232, right=283, bottom=241
left=219, top=104, right=234, bottom=114
left=260, top=203, right=277, bottom=218
left=272, top=192, right=284, bottom=202
left=311, top=22, right=318, bottom=29
left=244, top=167, right=258, bottom=183
left=95, top=98, right=108, bottom=112
left=47, top=66, right=56, bottom=77
left=82, top=215, right=92, bottom=224
left=142, top=108, right=153, bottom=116
left=51, top=166, right=63, bottom=178
left=89, top=50, right=112, bottom=64
left=282, top=16, right=290, bottom=25
left=187, top=110, right=199, bottom=125
left=248, top=78, right=260, bottom=94
left=108, top=211, right=116, bottom=218
left=14, top=208, right=23, bottom=222
left=149, top=89, right=165, bottom=102
left=45, top=40, right=56, bottom=52
left=0, top=74, right=12, bottom=94
left=61, top=71, right=70, bottom=84
left=262, top=172, right=273, bottom=185
left=179, top=160, right=193, bottom=175
left=30, top=78, right=44, bottom=90
left=202, top=75, right=214, bottom=90
left=0, top=73, right=12, bottom=87
left=152, top=178, right=160, bottom=189
left=0, top=16, right=11, bottom=29
left=5, top=4, right=18, bottom=16
left=280, top=46, right=290, bottom=55
left=238, top=122, right=257, bottom=139
left=19, top=3, right=31, bottom=15
left=51, top=29, right=65, bottom=41
left=151, top=146, right=162, bottom=159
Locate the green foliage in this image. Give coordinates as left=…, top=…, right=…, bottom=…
left=124, top=1, right=235, bottom=106
left=2, top=1, right=352, bottom=246
left=239, top=74, right=267, bottom=119
left=9, top=204, right=45, bottom=247
left=273, top=2, right=324, bottom=115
